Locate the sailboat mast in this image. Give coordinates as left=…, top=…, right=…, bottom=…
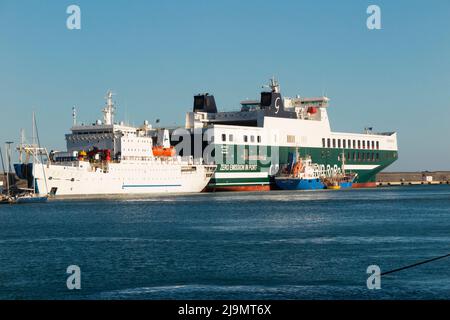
left=32, top=113, right=36, bottom=193
left=32, top=113, right=36, bottom=146
left=5, top=142, right=14, bottom=196
left=0, top=146, right=6, bottom=195
left=19, top=128, right=25, bottom=163
left=33, top=112, right=49, bottom=195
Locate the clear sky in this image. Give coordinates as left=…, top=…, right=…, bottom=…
left=1, top=0, right=449, bottom=171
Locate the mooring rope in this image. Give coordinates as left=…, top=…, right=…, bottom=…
left=381, top=252, right=450, bottom=276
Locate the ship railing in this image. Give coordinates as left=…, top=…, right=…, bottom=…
left=51, top=155, right=210, bottom=166
left=118, top=155, right=207, bottom=166
left=363, top=131, right=396, bottom=136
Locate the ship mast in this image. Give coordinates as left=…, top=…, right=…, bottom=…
left=342, top=150, right=346, bottom=175
left=72, top=106, right=77, bottom=126
left=102, top=91, right=115, bottom=125
left=263, top=77, right=280, bottom=93
left=269, top=77, right=280, bottom=93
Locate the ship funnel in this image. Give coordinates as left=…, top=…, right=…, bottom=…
left=193, top=93, right=217, bottom=113
left=260, top=90, right=284, bottom=114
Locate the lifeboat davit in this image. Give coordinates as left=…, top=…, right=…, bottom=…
left=152, top=146, right=176, bottom=157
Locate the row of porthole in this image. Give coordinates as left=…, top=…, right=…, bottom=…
left=323, top=138, right=380, bottom=150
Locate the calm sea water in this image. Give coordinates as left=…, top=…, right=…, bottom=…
left=0, top=185, right=449, bottom=300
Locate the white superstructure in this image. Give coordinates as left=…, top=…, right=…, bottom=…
left=18, top=92, right=215, bottom=197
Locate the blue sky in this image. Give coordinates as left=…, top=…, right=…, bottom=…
left=1, top=0, right=449, bottom=171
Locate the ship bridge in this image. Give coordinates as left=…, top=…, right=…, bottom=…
left=185, top=79, right=330, bottom=129
left=58, top=91, right=159, bottom=162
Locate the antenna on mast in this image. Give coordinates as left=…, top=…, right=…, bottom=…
left=262, top=76, right=280, bottom=93
left=72, top=106, right=77, bottom=126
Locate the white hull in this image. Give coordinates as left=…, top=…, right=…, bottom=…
left=33, top=160, right=214, bottom=197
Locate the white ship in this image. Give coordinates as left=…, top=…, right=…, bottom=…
left=14, top=92, right=216, bottom=197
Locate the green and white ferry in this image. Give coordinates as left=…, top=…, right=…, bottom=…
left=182, top=79, right=398, bottom=191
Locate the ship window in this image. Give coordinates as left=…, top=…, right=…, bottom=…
left=376, top=153, right=379, bottom=160
left=327, top=138, right=331, bottom=148
left=287, top=135, right=295, bottom=143
left=358, top=152, right=361, bottom=160
left=358, top=140, right=361, bottom=149
left=371, top=153, right=375, bottom=161
left=250, top=135, right=255, bottom=143
left=229, top=134, right=233, bottom=142
left=343, top=140, right=346, bottom=149
left=367, top=152, right=370, bottom=161
left=244, top=135, right=248, bottom=143
left=257, top=136, right=261, bottom=143
left=322, top=138, right=326, bottom=148
left=367, top=140, right=371, bottom=149
left=347, top=152, right=351, bottom=160
left=371, top=141, right=375, bottom=149
left=338, top=139, right=341, bottom=148
left=332, top=139, right=336, bottom=148
left=221, top=134, right=226, bottom=142
left=376, top=141, right=379, bottom=150
left=362, top=141, right=366, bottom=149
left=353, top=140, right=356, bottom=149
left=348, top=140, right=352, bottom=148
left=353, top=152, right=356, bottom=160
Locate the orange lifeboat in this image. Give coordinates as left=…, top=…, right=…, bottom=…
left=152, top=146, right=175, bottom=157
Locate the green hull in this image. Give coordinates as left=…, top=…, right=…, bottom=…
left=209, top=144, right=398, bottom=189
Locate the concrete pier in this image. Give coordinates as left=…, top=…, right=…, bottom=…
left=376, top=171, right=450, bottom=186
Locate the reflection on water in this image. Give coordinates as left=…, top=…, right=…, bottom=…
left=0, top=185, right=449, bottom=299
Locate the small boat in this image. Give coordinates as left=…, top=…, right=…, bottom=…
left=322, top=172, right=357, bottom=190
left=0, top=190, right=47, bottom=204
left=9, top=188, right=48, bottom=204
left=324, top=180, right=341, bottom=190
left=0, top=194, right=11, bottom=205
left=322, top=151, right=358, bottom=190
left=339, top=173, right=357, bottom=189
left=275, top=154, right=325, bottom=190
